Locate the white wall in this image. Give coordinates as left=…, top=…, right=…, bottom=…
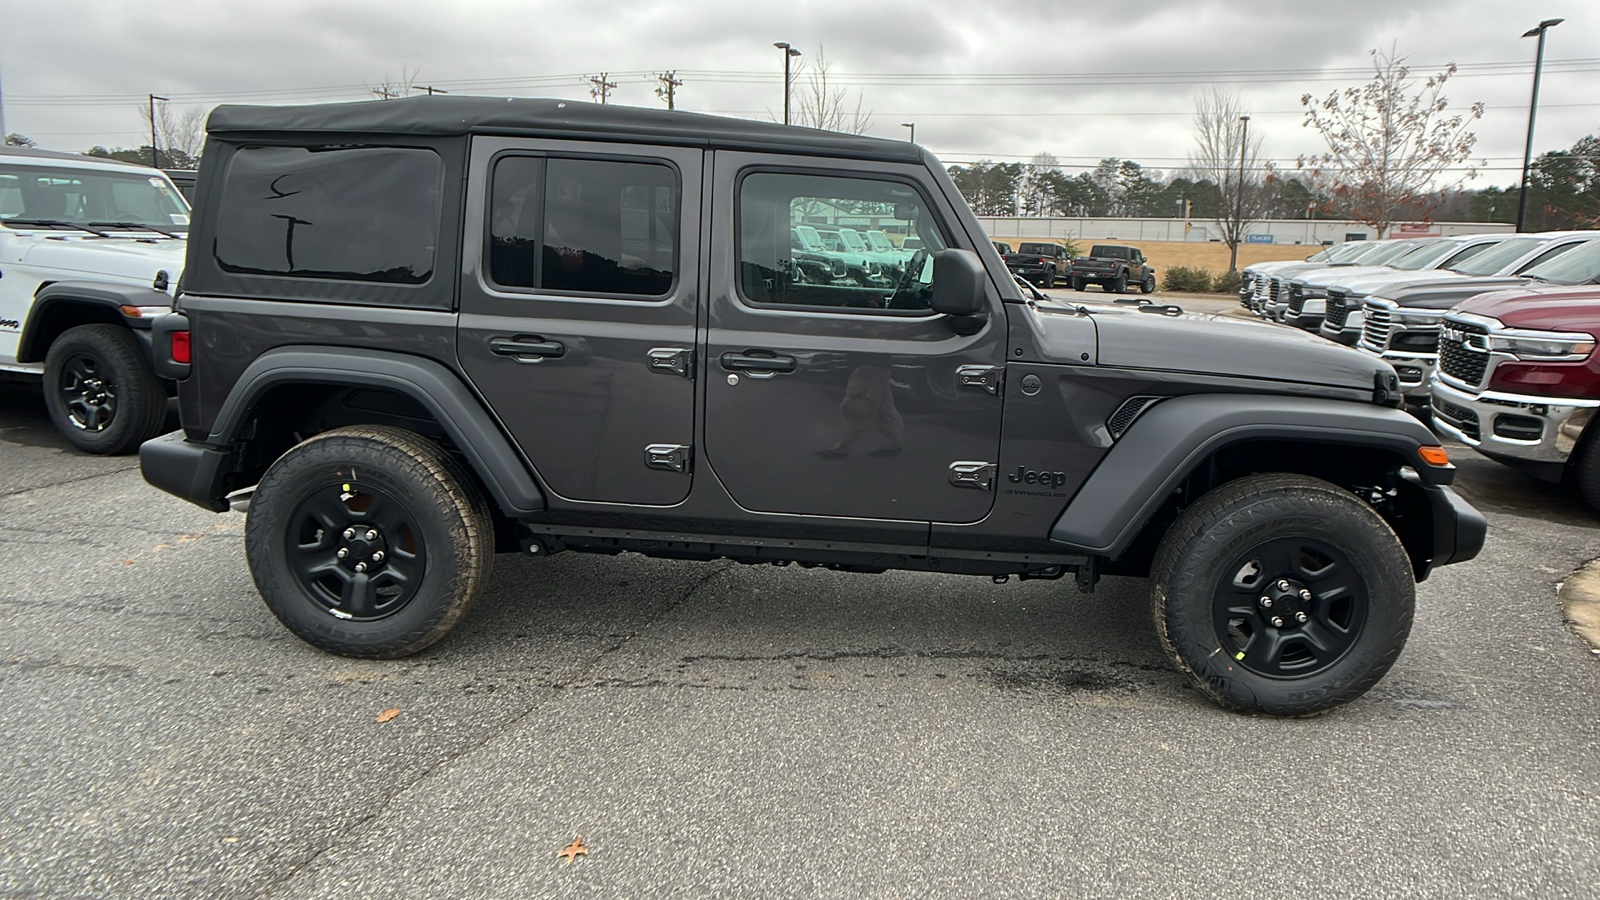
left=975, top=217, right=1518, bottom=245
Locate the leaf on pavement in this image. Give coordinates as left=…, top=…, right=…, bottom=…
left=556, top=835, right=589, bottom=865
left=375, top=708, right=401, bottom=723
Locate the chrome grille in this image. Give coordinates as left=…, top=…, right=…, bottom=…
left=1438, top=320, right=1490, bottom=387
left=1360, top=303, right=1395, bottom=352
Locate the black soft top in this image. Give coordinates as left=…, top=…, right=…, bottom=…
left=207, top=95, right=924, bottom=163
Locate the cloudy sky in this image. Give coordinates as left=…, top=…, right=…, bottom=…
left=2, top=0, right=1595, bottom=188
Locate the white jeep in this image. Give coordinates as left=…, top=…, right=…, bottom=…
left=0, top=147, right=190, bottom=452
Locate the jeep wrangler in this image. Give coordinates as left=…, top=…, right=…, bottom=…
left=1, top=147, right=191, bottom=453
left=139, top=97, right=1485, bottom=716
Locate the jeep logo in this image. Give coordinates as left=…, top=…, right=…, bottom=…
left=1007, top=466, right=1066, bottom=489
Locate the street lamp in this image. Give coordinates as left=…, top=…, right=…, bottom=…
left=774, top=42, right=801, bottom=125
left=902, top=122, right=915, bottom=143
left=1516, top=17, right=1563, bottom=232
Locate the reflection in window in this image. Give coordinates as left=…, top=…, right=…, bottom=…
left=738, top=172, right=945, bottom=311
left=488, top=157, right=677, bottom=298
left=213, top=146, right=442, bottom=284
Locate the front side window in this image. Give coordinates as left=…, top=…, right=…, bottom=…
left=488, top=156, right=678, bottom=298
left=213, top=146, right=441, bottom=284
left=739, top=171, right=947, bottom=311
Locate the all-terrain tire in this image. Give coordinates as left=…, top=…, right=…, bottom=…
left=1106, top=272, right=1127, bottom=293
left=1575, top=425, right=1600, bottom=515
left=1042, top=269, right=1056, bottom=289
left=1072, top=277, right=1086, bottom=292
left=245, top=425, right=494, bottom=659
left=1141, top=274, right=1157, bottom=294
left=1149, top=473, right=1415, bottom=716
left=42, top=324, right=168, bottom=455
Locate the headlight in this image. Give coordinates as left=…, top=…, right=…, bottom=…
left=1487, top=331, right=1596, bottom=361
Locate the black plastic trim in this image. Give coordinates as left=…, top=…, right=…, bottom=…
left=138, top=430, right=232, bottom=512
left=150, top=311, right=190, bottom=380
left=19, top=282, right=173, bottom=362
left=207, top=346, right=546, bottom=515
left=1049, top=393, right=1453, bottom=557
left=1427, top=484, right=1486, bottom=572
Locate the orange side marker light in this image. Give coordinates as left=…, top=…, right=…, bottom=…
left=1418, top=446, right=1450, bottom=466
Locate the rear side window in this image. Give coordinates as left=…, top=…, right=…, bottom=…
left=487, top=157, right=678, bottom=298
left=212, top=146, right=442, bottom=284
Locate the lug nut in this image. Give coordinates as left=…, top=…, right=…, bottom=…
left=1260, top=596, right=1273, bottom=608
left=354, top=562, right=368, bottom=573
left=365, top=529, right=378, bottom=541
left=1300, top=589, right=1312, bottom=601
left=371, top=550, right=385, bottom=562
left=343, top=528, right=356, bottom=540
left=1271, top=616, right=1285, bottom=628
left=1296, top=611, right=1309, bottom=623
left=1277, top=580, right=1290, bottom=591
left=336, top=548, right=348, bottom=559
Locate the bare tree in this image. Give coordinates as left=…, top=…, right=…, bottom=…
left=791, top=48, right=872, bottom=135
left=1189, top=87, right=1267, bottom=272
left=370, top=65, right=422, bottom=100
left=136, top=100, right=207, bottom=167
left=1299, top=47, right=1485, bottom=237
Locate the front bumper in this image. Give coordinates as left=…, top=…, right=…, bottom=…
left=1421, top=483, right=1487, bottom=575
left=1283, top=298, right=1326, bottom=328
left=1429, top=375, right=1598, bottom=465
left=1371, top=350, right=1436, bottom=398
left=1320, top=309, right=1365, bottom=345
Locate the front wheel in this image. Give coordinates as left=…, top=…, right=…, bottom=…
left=245, top=425, right=494, bottom=658
left=42, top=324, right=168, bottom=455
left=1141, top=274, right=1156, bottom=294
left=1150, top=473, right=1415, bottom=716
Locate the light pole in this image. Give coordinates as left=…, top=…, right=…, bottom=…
left=148, top=94, right=169, bottom=168
left=774, top=42, right=801, bottom=125
left=1233, top=114, right=1249, bottom=270
left=902, top=122, right=915, bottom=143
left=1516, top=17, right=1563, bottom=232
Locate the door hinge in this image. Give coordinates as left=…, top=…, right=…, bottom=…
left=645, top=443, right=693, bottom=474
left=648, top=347, right=693, bottom=379
left=956, top=365, right=1003, bottom=395
left=948, top=461, right=997, bottom=491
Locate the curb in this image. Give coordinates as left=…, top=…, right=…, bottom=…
left=1558, top=558, right=1600, bottom=654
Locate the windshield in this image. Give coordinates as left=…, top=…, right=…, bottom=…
left=838, top=228, right=868, bottom=252
left=1327, top=241, right=1374, bottom=262
left=867, top=230, right=895, bottom=252
left=1353, top=240, right=1424, bottom=266
left=0, top=164, right=190, bottom=233
left=794, top=226, right=826, bottom=252
left=1522, top=239, right=1600, bottom=285
left=1391, top=240, right=1467, bottom=271
left=1448, top=237, right=1546, bottom=276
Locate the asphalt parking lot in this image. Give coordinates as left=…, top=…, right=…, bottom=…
left=3, top=357, right=1599, bottom=898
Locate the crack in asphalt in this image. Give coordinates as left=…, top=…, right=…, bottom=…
left=252, top=559, right=735, bottom=899
left=0, top=464, right=138, bottom=500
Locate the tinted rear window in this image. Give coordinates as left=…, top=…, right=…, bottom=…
left=212, top=146, right=442, bottom=284
left=1090, top=245, right=1129, bottom=259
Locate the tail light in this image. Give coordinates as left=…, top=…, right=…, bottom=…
left=171, top=330, right=192, bottom=364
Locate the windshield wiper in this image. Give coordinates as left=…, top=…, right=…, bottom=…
left=87, top=221, right=185, bottom=239
left=3, top=218, right=111, bottom=237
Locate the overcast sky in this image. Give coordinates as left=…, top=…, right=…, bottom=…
left=2, top=0, right=1595, bottom=188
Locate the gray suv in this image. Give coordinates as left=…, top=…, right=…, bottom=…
left=139, top=97, right=1484, bottom=716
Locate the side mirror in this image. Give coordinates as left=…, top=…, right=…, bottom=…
left=930, top=249, right=987, bottom=317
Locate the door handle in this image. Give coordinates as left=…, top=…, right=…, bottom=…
left=490, top=337, right=565, bottom=362
left=719, top=351, right=796, bottom=374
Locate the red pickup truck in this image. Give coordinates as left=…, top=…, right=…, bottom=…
left=1430, top=284, right=1600, bottom=510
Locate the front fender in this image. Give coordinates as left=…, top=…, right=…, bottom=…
left=1048, top=393, right=1450, bottom=557
left=19, top=281, right=173, bottom=362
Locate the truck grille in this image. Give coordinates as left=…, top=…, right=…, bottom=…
left=1324, top=290, right=1353, bottom=329
left=1433, top=397, right=1481, bottom=441
left=1268, top=278, right=1282, bottom=306
left=1287, top=284, right=1307, bottom=314
left=1360, top=303, right=1394, bottom=352
left=1438, top=320, right=1490, bottom=387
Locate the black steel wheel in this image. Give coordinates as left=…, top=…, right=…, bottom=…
left=1141, top=274, right=1156, bottom=294
left=246, top=425, right=493, bottom=658
left=1041, top=269, right=1056, bottom=289
left=1150, top=473, right=1414, bottom=716
left=42, top=324, right=167, bottom=454
left=1106, top=273, right=1127, bottom=293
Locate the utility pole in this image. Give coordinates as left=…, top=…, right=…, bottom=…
left=1516, top=17, right=1563, bottom=232
left=148, top=94, right=168, bottom=168
left=420, top=85, right=448, bottom=96
left=372, top=86, right=400, bottom=100
left=655, top=71, right=683, bottom=110
left=773, top=42, right=801, bottom=125
left=588, top=73, right=618, bottom=105
left=901, top=122, right=915, bottom=143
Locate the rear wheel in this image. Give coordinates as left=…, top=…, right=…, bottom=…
left=1150, top=473, right=1415, bottom=716
left=1072, top=277, right=1086, bottom=292
left=245, top=425, right=494, bottom=658
left=1041, top=269, right=1055, bottom=289
left=1106, top=272, right=1127, bottom=293
left=42, top=324, right=168, bottom=455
